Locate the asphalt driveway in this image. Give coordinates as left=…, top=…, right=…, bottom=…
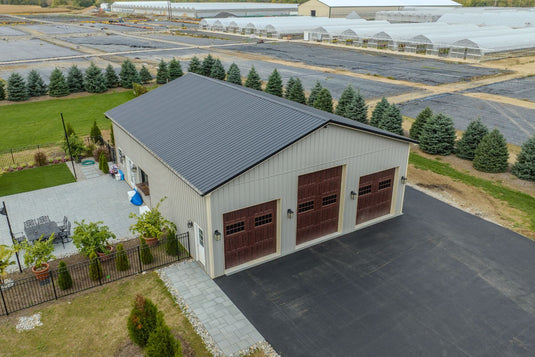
left=216, top=186, right=535, bottom=356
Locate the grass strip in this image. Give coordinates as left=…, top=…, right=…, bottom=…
left=0, top=164, right=75, bottom=196
left=410, top=152, right=535, bottom=230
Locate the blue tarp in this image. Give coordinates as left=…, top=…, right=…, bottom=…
left=130, top=190, right=143, bottom=206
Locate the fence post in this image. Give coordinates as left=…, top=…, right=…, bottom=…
left=0, top=284, right=8, bottom=316
left=137, top=245, right=143, bottom=273
left=10, top=148, right=14, bottom=165
left=50, top=272, right=58, bottom=300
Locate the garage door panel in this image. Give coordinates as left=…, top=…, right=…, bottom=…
left=356, top=168, right=395, bottom=225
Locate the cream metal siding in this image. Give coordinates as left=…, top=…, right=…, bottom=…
left=209, top=124, right=409, bottom=277
left=298, top=0, right=330, bottom=17
left=113, top=124, right=209, bottom=268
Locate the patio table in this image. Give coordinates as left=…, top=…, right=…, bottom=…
left=24, top=218, right=59, bottom=243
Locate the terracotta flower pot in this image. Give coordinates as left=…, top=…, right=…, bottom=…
left=96, top=246, right=115, bottom=262
left=142, top=237, right=159, bottom=247
left=32, top=263, right=50, bottom=281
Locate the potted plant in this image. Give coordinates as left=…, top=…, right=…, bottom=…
left=16, top=235, right=56, bottom=280
left=129, top=198, right=176, bottom=247
left=0, top=245, right=15, bottom=286
left=72, top=220, right=116, bottom=260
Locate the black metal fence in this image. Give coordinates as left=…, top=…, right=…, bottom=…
left=0, top=233, right=190, bottom=316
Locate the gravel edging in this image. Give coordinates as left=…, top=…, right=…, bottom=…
left=157, top=261, right=280, bottom=357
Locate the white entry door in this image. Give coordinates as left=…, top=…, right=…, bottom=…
left=194, top=223, right=206, bottom=266
left=126, top=156, right=135, bottom=187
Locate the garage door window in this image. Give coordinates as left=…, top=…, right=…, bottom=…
left=359, top=185, right=372, bottom=196
left=298, top=201, right=314, bottom=213
left=378, top=179, right=392, bottom=190
left=255, top=214, right=273, bottom=227
left=226, top=222, right=244, bottom=235
left=322, top=194, right=337, bottom=206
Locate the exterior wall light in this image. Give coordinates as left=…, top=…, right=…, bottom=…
left=287, top=209, right=294, bottom=219
left=401, top=176, right=408, bottom=184
left=214, top=230, right=222, bottom=241
left=350, top=190, right=357, bottom=200
left=132, top=165, right=138, bottom=173
left=187, top=220, right=193, bottom=228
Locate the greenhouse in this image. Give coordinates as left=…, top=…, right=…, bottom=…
left=437, top=11, right=535, bottom=28
left=450, top=28, right=535, bottom=59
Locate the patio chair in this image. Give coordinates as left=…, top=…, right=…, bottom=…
left=24, top=219, right=37, bottom=229
left=58, top=216, right=68, bottom=231
left=13, top=232, right=27, bottom=244
left=37, top=216, right=51, bottom=224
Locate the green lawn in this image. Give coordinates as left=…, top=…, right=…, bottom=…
left=0, top=164, right=75, bottom=196
left=0, top=91, right=135, bottom=149
left=410, top=152, right=535, bottom=231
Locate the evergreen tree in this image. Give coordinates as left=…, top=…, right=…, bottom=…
left=226, top=63, right=242, bottom=85
left=144, top=316, right=181, bottom=357
left=473, top=129, right=509, bottom=173
left=168, top=58, right=183, bottom=80
left=139, top=65, right=152, bottom=84
left=88, top=251, right=103, bottom=281
left=200, top=54, right=215, bottom=77
left=344, top=91, right=368, bottom=124
left=99, top=152, right=109, bottom=174
left=0, top=80, right=5, bottom=100
left=165, top=229, right=179, bottom=257
left=419, top=113, right=457, bottom=155
left=335, top=85, right=355, bottom=116
left=210, top=59, right=226, bottom=80
left=287, top=78, right=306, bottom=104
left=410, top=107, right=433, bottom=140
left=187, top=56, right=202, bottom=74
left=313, top=88, right=333, bottom=113
left=512, top=136, right=535, bottom=181
left=264, top=69, right=283, bottom=97
left=370, top=97, right=389, bottom=127
left=120, top=59, right=140, bottom=89
left=115, top=243, right=130, bottom=271
left=110, top=123, right=115, bottom=146
left=90, top=120, right=103, bottom=144
left=378, top=104, right=404, bottom=135
left=27, top=69, right=47, bottom=97
left=7, top=72, right=29, bottom=101
left=307, top=81, right=322, bottom=106
left=127, top=294, right=160, bottom=347
left=67, top=65, right=85, bottom=93
left=57, top=260, right=73, bottom=290
left=84, top=63, right=107, bottom=93
left=105, top=64, right=119, bottom=88
left=244, top=66, right=262, bottom=91
left=455, top=118, right=489, bottom=160
left=156, top=60, right=169, bottom=84
left=48, top=68, right=69, bottom=97
left=140, top=238, right=153, bottom=264
left=66, top=122, right=76, bottom=137
left=284, top=77, right=296, bottom=99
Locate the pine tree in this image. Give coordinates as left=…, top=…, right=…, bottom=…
left=226, top=63, right=242, bottom=85
left=99, top=152, right=109, bottom=174
left=410, top=107, right=433, bottom=140
left=127, top=294, right=160, bottom=347
left=115, top=243, right=130, bottom=271
left=512, top=136, right=535, bottom=181
left=7, top=72, right=29, bottom=101
left=455, top=118, right=489, bottom=160
left=110, top=123, right=115, bottom=146
left=48, top=68, right=70, bottom=97
left=344, top=91, right=368, bottom=124
left=307, top=81, right=322, bottom=106
left=90, top=120, right=103, bottom=144
left=0, top=80, right=5, bottom=100
left=139, top=65, right=152, bottom=84
left=419, top=113, right=457, bottom=155
left=58, top=260, right=73, bottom=290
left=313, top=88, right=333, bottom=113
left=287, top=78, right=306, bottom=104
left=264, top=69, right=283, bottom=97
left=187, top=56, right=202, bottom=74
left=144, top=315, right=181, bottom=357
left=168, top=58, right=183, bottom=80
left=27, top=69, right=47, bottom=97
left=140, top=238, right=153, bottom=264
left=84, top=63, right=108, bottom=93
left=335, top=85, right=355, bottom=116
left=88, top=251, right=103, bottom=281
left=284, top=77, right=295, bottom=99
left=244, top=66, right=262, bottom=90
left=473, top=129, right=509, bottom=173
left=370, top=97, right=389, bottom=127
left=156, top=60, right=169, bottom=84
left=378, top=104, right=404, bottom=135
left=105, top=64, right=119, bottom=88
left=120, top=59, right=140, bottom=89
left=210, top=59, right=226, bottom=80
left=67, top=65, right=85, bottom=93
left=200, top=55, right=215, bottom=77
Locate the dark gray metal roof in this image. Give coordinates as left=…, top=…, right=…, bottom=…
left=106, top=73, right=414, bottom=196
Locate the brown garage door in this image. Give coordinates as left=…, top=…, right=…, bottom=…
left=356, top=168, right=396, bottom=225
left=296, top=166, right=342, bottom=245
left=223, top=200, right=277, bottom=269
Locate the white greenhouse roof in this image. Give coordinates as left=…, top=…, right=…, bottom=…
left=438, top=11, right=535, bottom=28
left=315, top=0, right=460, bottom=7
left=452, top=28, right=535, bottom=53
left=112, top=2, right=298, bottom=10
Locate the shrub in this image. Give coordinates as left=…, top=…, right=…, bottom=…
left=88, top=251, right=103, bottom=281
left=419, top=113, right=456, bottom=155
left=127, top=294, right=159, bottom=347
left=99, top=152, right=109, bottom=174
left=140, top=238, right=154, bottom=265
left=156, top=60, right=169, bottom=84
left=455, top=118, right=489, bottom=160
left=115, top=243, right=130, bottom=271
left=110, top=123, right=115, bottom=146
left=165, top=229, right=179, bottom=257
left=58, top=260, right=73, bottom=290
left=34, top=151, right=47, bottom=166
left=226, top=63, right=241, bottom=85
left=0, top=80, right=5, bottom=100
left=62, top=134, right=87, bottom=162
left=370, top=97, right=389, bottom=127
left=72, top=220, right=116, bottom=257
left=133, top=83, right=148, bottom=97
left=410, top=107, right=433, bottom=140
left=512, top=136, right=535, bottom=181
left=244, top=66, right=262, bottom=90
left=473, top=129, right=509, bottom=173
left=90, top=120, right=103, bottom=145
left=93, top=146, right=110, bottom=162
left=66, top=122, right=76, bottom=137
left=7, top=72, right=29, bottom=101
left=48, top=68, right=70, bottom=97
left=85, top=142, right=96, bottom=158
left=144, top=315, right=181, bottom=357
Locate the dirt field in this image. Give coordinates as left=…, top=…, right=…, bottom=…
left=0, top=5, right=71, bottom=14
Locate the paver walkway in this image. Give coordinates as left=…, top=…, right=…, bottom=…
left=159, top=261, right=266, bottom=356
